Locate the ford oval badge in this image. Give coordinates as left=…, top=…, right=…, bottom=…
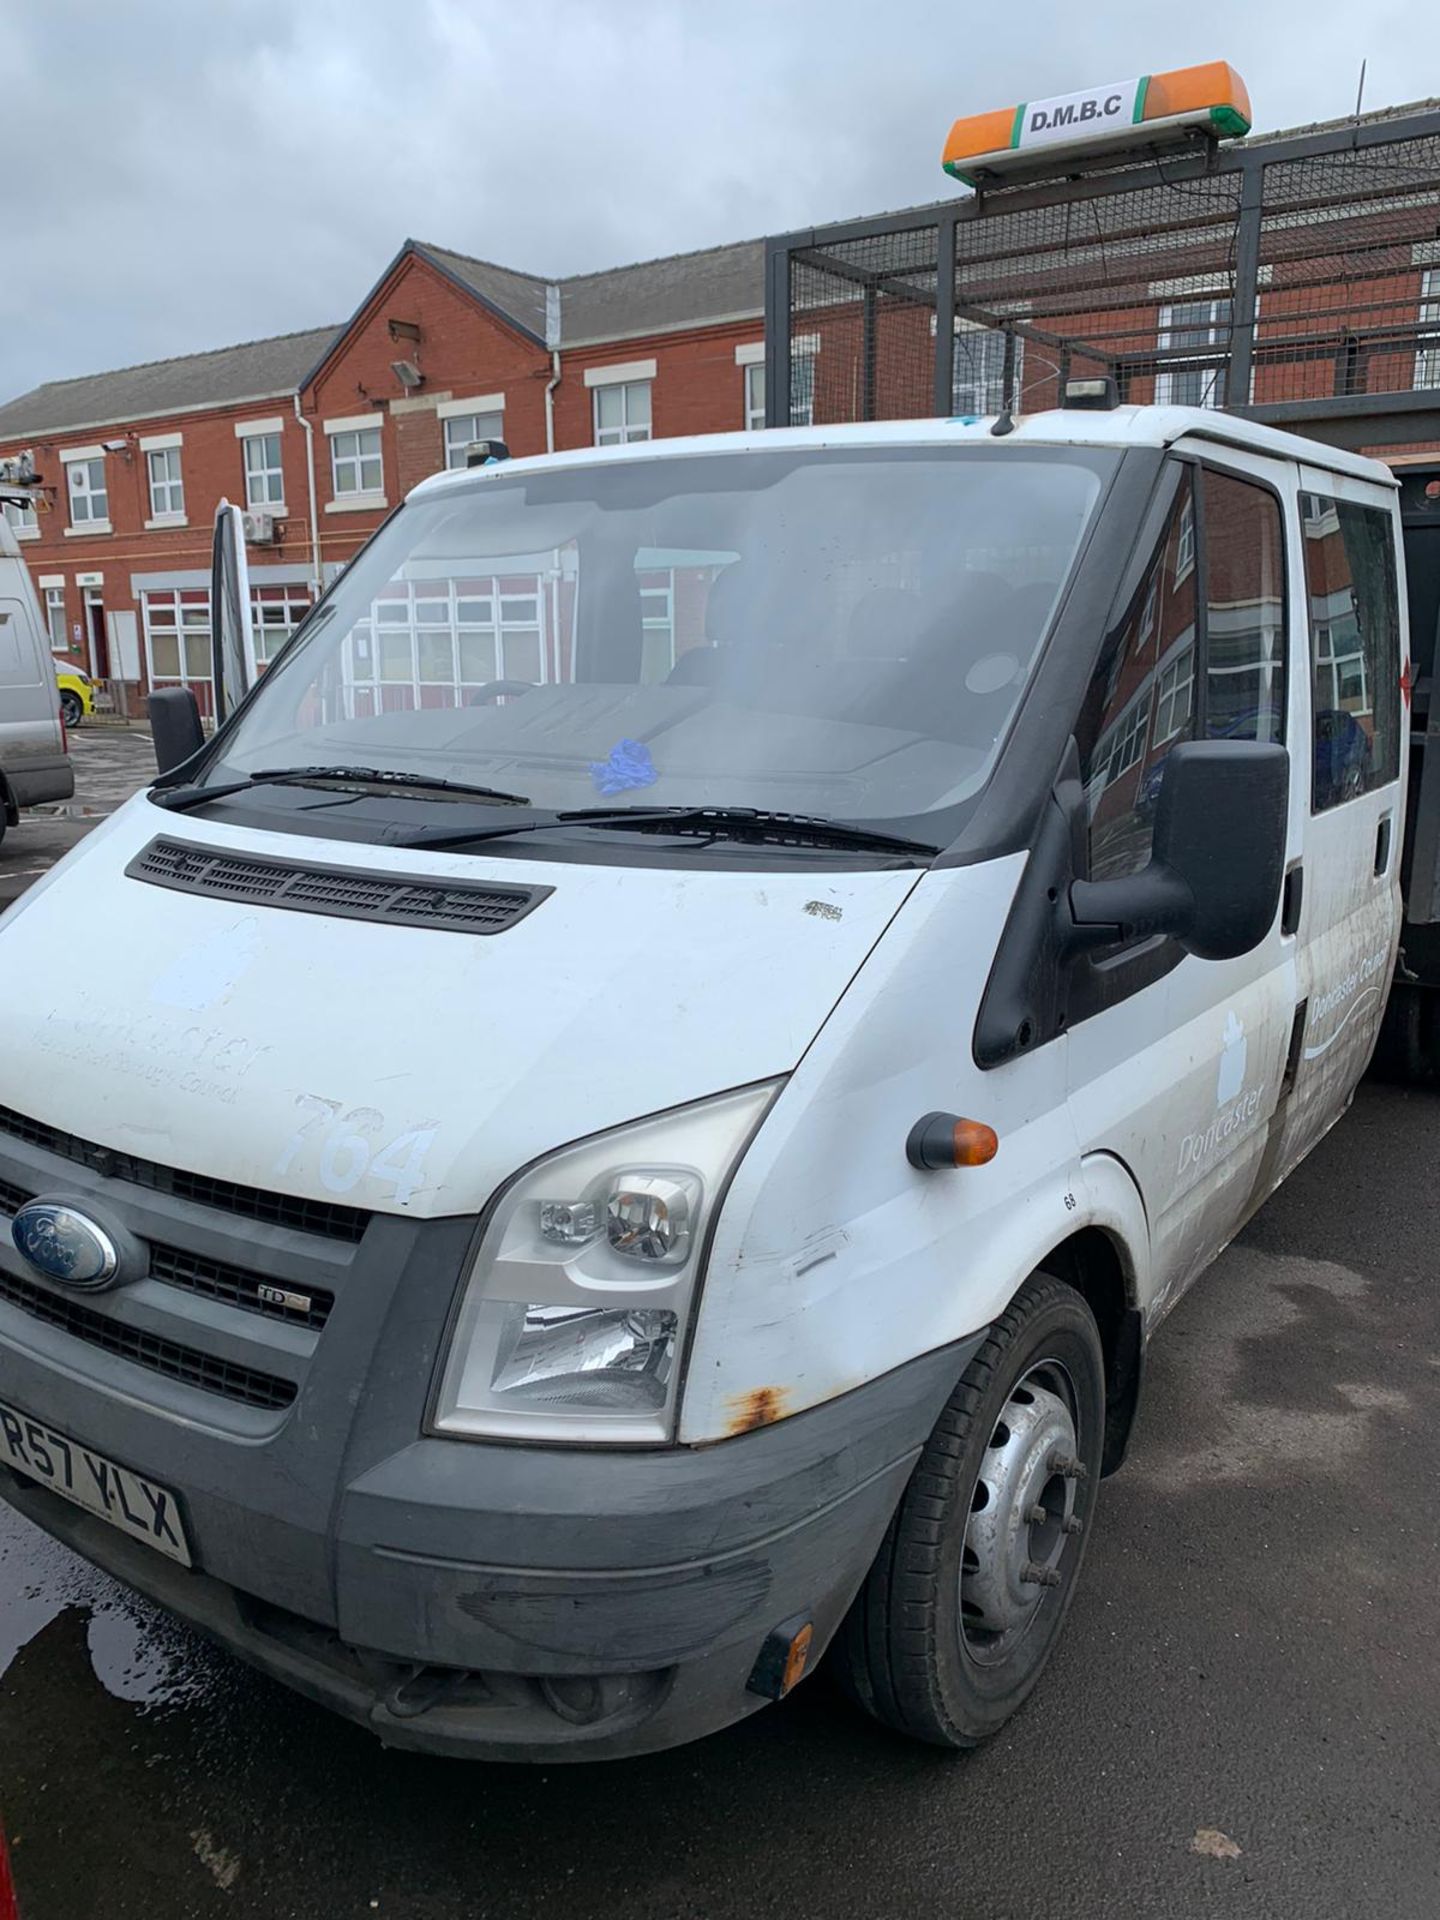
left=11, top=1202, right=120, bottom=1291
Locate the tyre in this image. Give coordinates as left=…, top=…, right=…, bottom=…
left=1373, top=985, right=1439, bottom=1084
left=59, top=691, right=84, bottom=729
left=833, top=1273, right=1105, bottom=1748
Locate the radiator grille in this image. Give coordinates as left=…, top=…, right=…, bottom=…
left=0, top=1271, right=297, bottom=1411
left=129, top=837, right=551, bottom=936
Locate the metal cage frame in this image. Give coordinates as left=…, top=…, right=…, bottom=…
left=764, top=105, right=1440, bottom=450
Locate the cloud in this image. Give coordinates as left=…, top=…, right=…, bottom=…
left=5, top=0, right=1436, bottom=398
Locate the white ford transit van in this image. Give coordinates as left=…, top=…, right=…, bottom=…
left=0, top=404, right=1405, bottom=1761
left=0, top=501, right=74, bottom=840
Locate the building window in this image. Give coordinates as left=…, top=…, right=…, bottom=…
left=251, top=584, right=311, bottom=669
left=1155, top=298, right=1232, bottom=408
left=743, top=349, right=818, bottom=428
left=66, top=456, right=108, bottom=527
left=593, top=380, right=652, bottom=447
left=243, top=433, right=285, bottom=508
left=1174, top=492, right=1196, bottom=583
left=146, top=446, right=185, bottom=519
left=952, top=324, right=1020, bottom=415
left=330, top=426, right=383, bottom=496
left=142, top=588, right=213, bottom=715
left=44, top=586, right=66, bottom=652
left=2, top=496, right=37, bottom=537
left=744, top=363, right=766, bottom=431
left=1152, top=645, right=1194, bottom=744
left=1418, top=269, right=1440, bottom=390
left=443, top=411, right=504, bottom=471
left=790, top=346, right=817, bottom=428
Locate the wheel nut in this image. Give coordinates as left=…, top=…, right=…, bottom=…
left=1049, top=1452, right=1088, bottom=1481
left=1021, top=1562, right=1062, bottom=1588
left=1062, top=1515, right=1083, bottom=1536
left=1025, top=1503, right=1049, bottom=1526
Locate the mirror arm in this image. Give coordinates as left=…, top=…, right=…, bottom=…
left=1060, top=869, right=1194, bottom=957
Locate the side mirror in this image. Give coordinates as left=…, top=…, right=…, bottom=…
left=148, top=687, right=206, bottom=777
left=1067, top=739, right=1289, bottom=961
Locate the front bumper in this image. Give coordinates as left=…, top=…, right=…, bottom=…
left=0, top=1336, right=980, bottom=1761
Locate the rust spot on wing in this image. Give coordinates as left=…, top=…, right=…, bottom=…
left=727, top=1386, right=791, bottom=1435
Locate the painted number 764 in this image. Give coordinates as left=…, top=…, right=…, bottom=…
left=274, top=1095, right=438, bottom=1207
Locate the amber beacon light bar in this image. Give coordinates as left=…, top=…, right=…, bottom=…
left=942, top=62, right=1252, bottom=187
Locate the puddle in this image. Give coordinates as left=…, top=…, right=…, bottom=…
left=0, top=1500, right=219, bottom=1708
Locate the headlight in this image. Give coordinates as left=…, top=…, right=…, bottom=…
left=433, top=1082, right=780, bottom=1443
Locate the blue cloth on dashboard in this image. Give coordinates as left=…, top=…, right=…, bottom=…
left=589, top=738, right=657, bottom=795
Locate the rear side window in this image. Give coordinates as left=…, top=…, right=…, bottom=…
left=1078, top=464, right=1286, bottom=882
left=1303, top=496, right=1402, bottom=810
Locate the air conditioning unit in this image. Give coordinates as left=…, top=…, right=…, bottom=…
left=242, top=511, right=277, bottom=546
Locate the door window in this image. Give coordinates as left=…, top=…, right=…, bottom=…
left=1202, top=470, right=1286, bottom=746
left=1303, top=496, right=1401, bottom=810
left=1078, top=463, right=1286, bottom=883
left=1079, top=470, right=1198, bottom=881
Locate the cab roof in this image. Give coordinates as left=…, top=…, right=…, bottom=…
left=410, top=404, right=1396, bottom=503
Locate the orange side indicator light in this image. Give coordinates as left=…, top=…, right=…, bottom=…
left=907, top=1112, right=1001, bottom=1170
left=747, top=1616, right=816, bottom=1701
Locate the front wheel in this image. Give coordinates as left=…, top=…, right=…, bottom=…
left=833, top=1274, right=1105, bottom=1748
left=59, top=691, right=84, bottom=729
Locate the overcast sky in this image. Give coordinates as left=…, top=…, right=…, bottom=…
left=4, top=0, right=1437, bottom=400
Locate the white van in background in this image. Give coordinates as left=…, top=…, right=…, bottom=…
left=0, top=400, right=1408, bottom=1761
left=0, top=496, right=73, bottom=842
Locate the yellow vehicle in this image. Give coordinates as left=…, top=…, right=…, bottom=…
left=53, top=662, right=93, bottom=729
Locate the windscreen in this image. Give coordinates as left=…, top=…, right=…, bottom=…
left=211, top=445, right=1111, bottom=829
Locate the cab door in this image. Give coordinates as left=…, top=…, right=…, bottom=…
left=1065, top=453, right=1301, bottom=1325
left=1270, top=473, right=1405, bottom=1176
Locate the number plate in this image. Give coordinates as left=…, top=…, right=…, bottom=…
left=0, top=1399, right=192, bottom=1567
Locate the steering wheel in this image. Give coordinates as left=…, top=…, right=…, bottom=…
left=466, top=680, right=537, bottom=705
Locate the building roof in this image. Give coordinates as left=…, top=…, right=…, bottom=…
left=413, top=236, right=767, bottom=347
left=0, top=324, right=340, bottom=444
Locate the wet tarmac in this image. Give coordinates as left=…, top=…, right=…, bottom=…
left=1, top=759, right=1437, bottom=1918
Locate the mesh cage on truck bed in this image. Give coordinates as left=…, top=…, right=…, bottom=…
left=765, top=104, right=1440, bottom=452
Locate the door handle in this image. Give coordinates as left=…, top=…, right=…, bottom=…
left=1376, top=814, right=1393, bottom=877
left=1281, top=864, right=1304, bottom=937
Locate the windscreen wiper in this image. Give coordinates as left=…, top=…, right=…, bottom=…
left=152, top=765, right=532, bottom=813
left=402, top=804, right=939, bottom=856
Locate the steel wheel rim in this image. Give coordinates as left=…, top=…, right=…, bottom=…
left=960, top=1357, right=1084, bottom=1666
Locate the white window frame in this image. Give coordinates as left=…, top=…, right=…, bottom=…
left=141, top=587, right=213, bottom=709
left=1, top=495, right=38, bottom=540
left=43, top=583, right=66, bottom=652
left=1104, top=697, right=1150, bottom=786
left=591, top=379, right=652, bottom=447
left=1153, top=642, right=1195, bottom=744
left=1155, top=298, right=1232, bottom=409
left=1137, top=572, right=1159, bottom=650
left=250, top=583, right=311, bottom=669
left=439, top=396, right=506, bottom=471
left=1174, top=493, right=1196, bottom=584
left=142, top=437, right=186, bottom=524
left=743, top=362, right=766, bottom=431
left=789, top=336, right=819, bottom=428
left=62, top=449, right=110, bottom=533
left=324, top=415, right=386, bottom=510
left=1418, top=268, right=1440, bottom=390
left=240, top=430, right=286, bottom=510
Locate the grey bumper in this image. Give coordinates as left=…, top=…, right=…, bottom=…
left=0, top=1335, right=980, bottom=1761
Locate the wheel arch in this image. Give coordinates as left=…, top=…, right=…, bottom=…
left=1036, top=1224, right=1144, bottom=1476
